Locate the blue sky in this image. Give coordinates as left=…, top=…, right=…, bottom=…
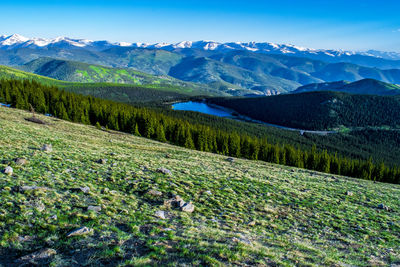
left=1, top=0, right=400, bottom=51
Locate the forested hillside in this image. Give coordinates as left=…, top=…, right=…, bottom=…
left=293, top=79, right=400, bottom=96
left=209, top=92, right=400, bottom=130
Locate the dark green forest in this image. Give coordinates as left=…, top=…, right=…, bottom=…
left=208, top=92, right=400, bottom=130
left=1, top=79, right=400, bottom=184
left=161, top=108, right=400, bottom=166
left=64, top=83, right=191, bottom=104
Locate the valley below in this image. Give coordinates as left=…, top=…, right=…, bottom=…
left=172, top=100, right=337, bottom=135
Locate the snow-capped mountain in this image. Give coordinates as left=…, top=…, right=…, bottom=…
left=1, top=34, right=400, bottom=62
left=0, top=34, right=121, bottom=51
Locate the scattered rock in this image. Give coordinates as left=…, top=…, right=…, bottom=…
left=377, top=204, right=389, bottom=211
left=16, top=248, right=56, bottom=264
left=181, top=202, right=195, bottom=213
left=146, top=189, right=163, bottom=197
left=226, top=157, right=235, bottom=163
left=14, top=158, right=28, bottom=165
left=164, top=195, right=195, bottom=213
left=155, top=210, right=166, bottom=219
left=67, top=226, right=93, bottom=237
left=248, top=221, right=256, bottom=226
left=157, top=167, right=172, bottom=175
left=164, top=195, right=186, bottom=208
left=87, top=205, right=101, bottom=212
left=96, top=158, right=107, bottom=164
left=346, top=191, right=353, bottom=196
left=3, top=166, right=13, bottom=175
left=79, top=186, right=90, bottom=193
left=41, top=144, right=52, bottom=153
left=49, top=215, right=57, bottom=220
left=111, top=163, right=117, bottom=167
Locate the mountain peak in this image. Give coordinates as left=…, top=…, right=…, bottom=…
left=1, top=33, right=29, bottom=45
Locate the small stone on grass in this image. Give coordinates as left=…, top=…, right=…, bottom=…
left=155, top=210, right=166, bottom=219
left=41, top=144, right=52, bottom=152
left=87, top=205, right=101, bottom=212
left=14, top=158, right=27, bottom=165
left=181, top=202, right=195, bottom=213
left=3, top=166, right=13, bottom=175
left=67, top=226, right=93, bottom=237
left=157, top=167, right=172, bottom=175
left=146, top=189, right=163, bottom=196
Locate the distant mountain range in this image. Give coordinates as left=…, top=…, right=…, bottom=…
left=2, top=33, right=400, bottom=96
left=1, top=34, right=400, bottom=68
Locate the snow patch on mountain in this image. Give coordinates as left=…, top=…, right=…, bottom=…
left=1, top=33, right=400, bottom=61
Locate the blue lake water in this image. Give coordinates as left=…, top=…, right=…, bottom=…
left=172, top=101, right=233, bottom=117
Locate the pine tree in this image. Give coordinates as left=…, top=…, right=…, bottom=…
left=155, top=124, right=167, bottom=142
left=133, top=123, right=141, bottom=136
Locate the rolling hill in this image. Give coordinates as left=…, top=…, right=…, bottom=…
left=0, top=65, right=195, bottom=103
left=1, top=106, right=399, bottom=266
left=21, top=57, right=193, bottom=87
left=293, top=79, right=400, bottom=96
left=0, top=64, right=68, bottom=86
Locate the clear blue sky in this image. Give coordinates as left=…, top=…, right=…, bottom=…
left=1, top=0, right=399, bottom=51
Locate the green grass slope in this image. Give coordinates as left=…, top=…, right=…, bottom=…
left=293, top=79, right=400, bottom=96
left=0, top=107, right=399, bottom=266
left=0, top=65, right=68, bottom=86
left=22, top=57, right=194, bottom=87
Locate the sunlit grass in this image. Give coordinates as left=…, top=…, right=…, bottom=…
left=0, top=107, right=399, bottom=265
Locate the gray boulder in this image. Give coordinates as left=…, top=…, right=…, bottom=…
left=155, top=210, right=166, bottom=219
left=181, top=202, right=195, bottom=213
left=87, top=205, right=101, bottom=212
left=41, top=144, right=52, bottom=152
left=157, top=167, right=172, bottom=175
left=67, top=226, right=93, bottom=237
left=14, top=158, right=27, bottom=165
left=3, top=166, right=13, bottom=175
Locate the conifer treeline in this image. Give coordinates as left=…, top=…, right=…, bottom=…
left=1, top=79, right=399, bottom=184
